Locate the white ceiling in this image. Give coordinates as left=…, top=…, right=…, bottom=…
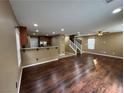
left=10, top=0, right=123, bottom=35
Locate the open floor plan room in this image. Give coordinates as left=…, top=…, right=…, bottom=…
left=0, top=0, right=123, bottom=93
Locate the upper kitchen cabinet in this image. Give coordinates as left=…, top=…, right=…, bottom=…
left=18, top=26, right=28, bottom=48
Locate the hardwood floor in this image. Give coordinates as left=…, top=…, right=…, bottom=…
left=20, top=53, right=123, bottom=93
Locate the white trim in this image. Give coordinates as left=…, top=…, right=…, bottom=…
left=22, top=58, right=58, bottom=69
left=59, top=53, right=65, bottom=56
left=59, top=53, right=75, bottom=59
left=67, top=52, right=77, bottom=55
left=17, top=58, right=58, bottom=93
left=69, top=44, right=77, bottom=54
left=17, top=68, right=23, bottom=93
left=74, top=39, right=83, bottom=54
left=83, top=51, right=123, bottom=59
left=68, top=40, right=77, bottom=54
left=15, top=29, right=21, bottom=67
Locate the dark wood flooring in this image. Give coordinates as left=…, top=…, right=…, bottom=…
left=20, top=53, right=123, bottom=93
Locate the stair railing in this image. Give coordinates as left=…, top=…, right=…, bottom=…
left=74, top=39, right=83, bottom=54
left=68, top=40, right=77, bottom=54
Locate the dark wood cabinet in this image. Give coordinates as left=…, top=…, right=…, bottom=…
left=18, top=26, right=28, bottom=48
left=30, top=36, right=52, bottom=47
left=38, top=36, right=52, bottom=46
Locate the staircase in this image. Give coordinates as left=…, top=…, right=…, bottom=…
left=68, top=38, right=82, bottom=55
left=74, top=39, right=83, bottom=54
left=68, top=40, right=77, bottom=55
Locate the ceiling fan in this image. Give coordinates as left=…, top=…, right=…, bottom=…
left=97, top=31, right=110, bottom=36
left=105, top=0, right=114, bottom=3
left=97, top=31, right=103, bottom=36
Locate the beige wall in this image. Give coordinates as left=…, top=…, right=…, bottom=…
left=21, top=47, right=58, bottom=66
left=52, top=35, right=65, bottom=55
left=80, top=32, right=123, bottom=57
left=52, top=35, right=75, bottom=54
left=0, top=1, right=19, bottom=93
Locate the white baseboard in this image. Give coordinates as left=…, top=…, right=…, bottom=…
left=59, top=53, right=75, bottom=59
left=17, top=68, right=23, bottom=93
left=22, top=58, right=58, bottom=69
left=83, top=51, right=123, bottom=59
left=67, top=52, right=76, bottom=55
left=59, top=53, right=65, bottom=56
left=17, top=58, right=58, bottom=93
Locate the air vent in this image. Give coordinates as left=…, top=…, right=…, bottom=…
left=105, top=0, right=113, bottom=3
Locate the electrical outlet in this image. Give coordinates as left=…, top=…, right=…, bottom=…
left=36, top=58, right=38, bottom=61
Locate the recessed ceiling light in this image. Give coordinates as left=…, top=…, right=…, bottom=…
left=112, top=8, right=122, bottom=14
left=36, top=29, right=39, bottom=32
left=33, top=33, right=36, bottom=35
left=61, top=28, right=64, bottom=31
left=77, top=32, right=80, bottom=34
left=34, top=24, right=38, bottom=27
left=52, top=32, right=55, bottom=34
left=77, top=32, right=80, bottom=36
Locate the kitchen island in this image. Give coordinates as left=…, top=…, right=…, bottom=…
left=21, top=46, right=59, bottom=67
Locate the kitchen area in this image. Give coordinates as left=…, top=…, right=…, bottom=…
left=18, top=26, right=59, bottom=67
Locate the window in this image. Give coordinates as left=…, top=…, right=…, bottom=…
left=88, top=38, right=95, bottom=49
